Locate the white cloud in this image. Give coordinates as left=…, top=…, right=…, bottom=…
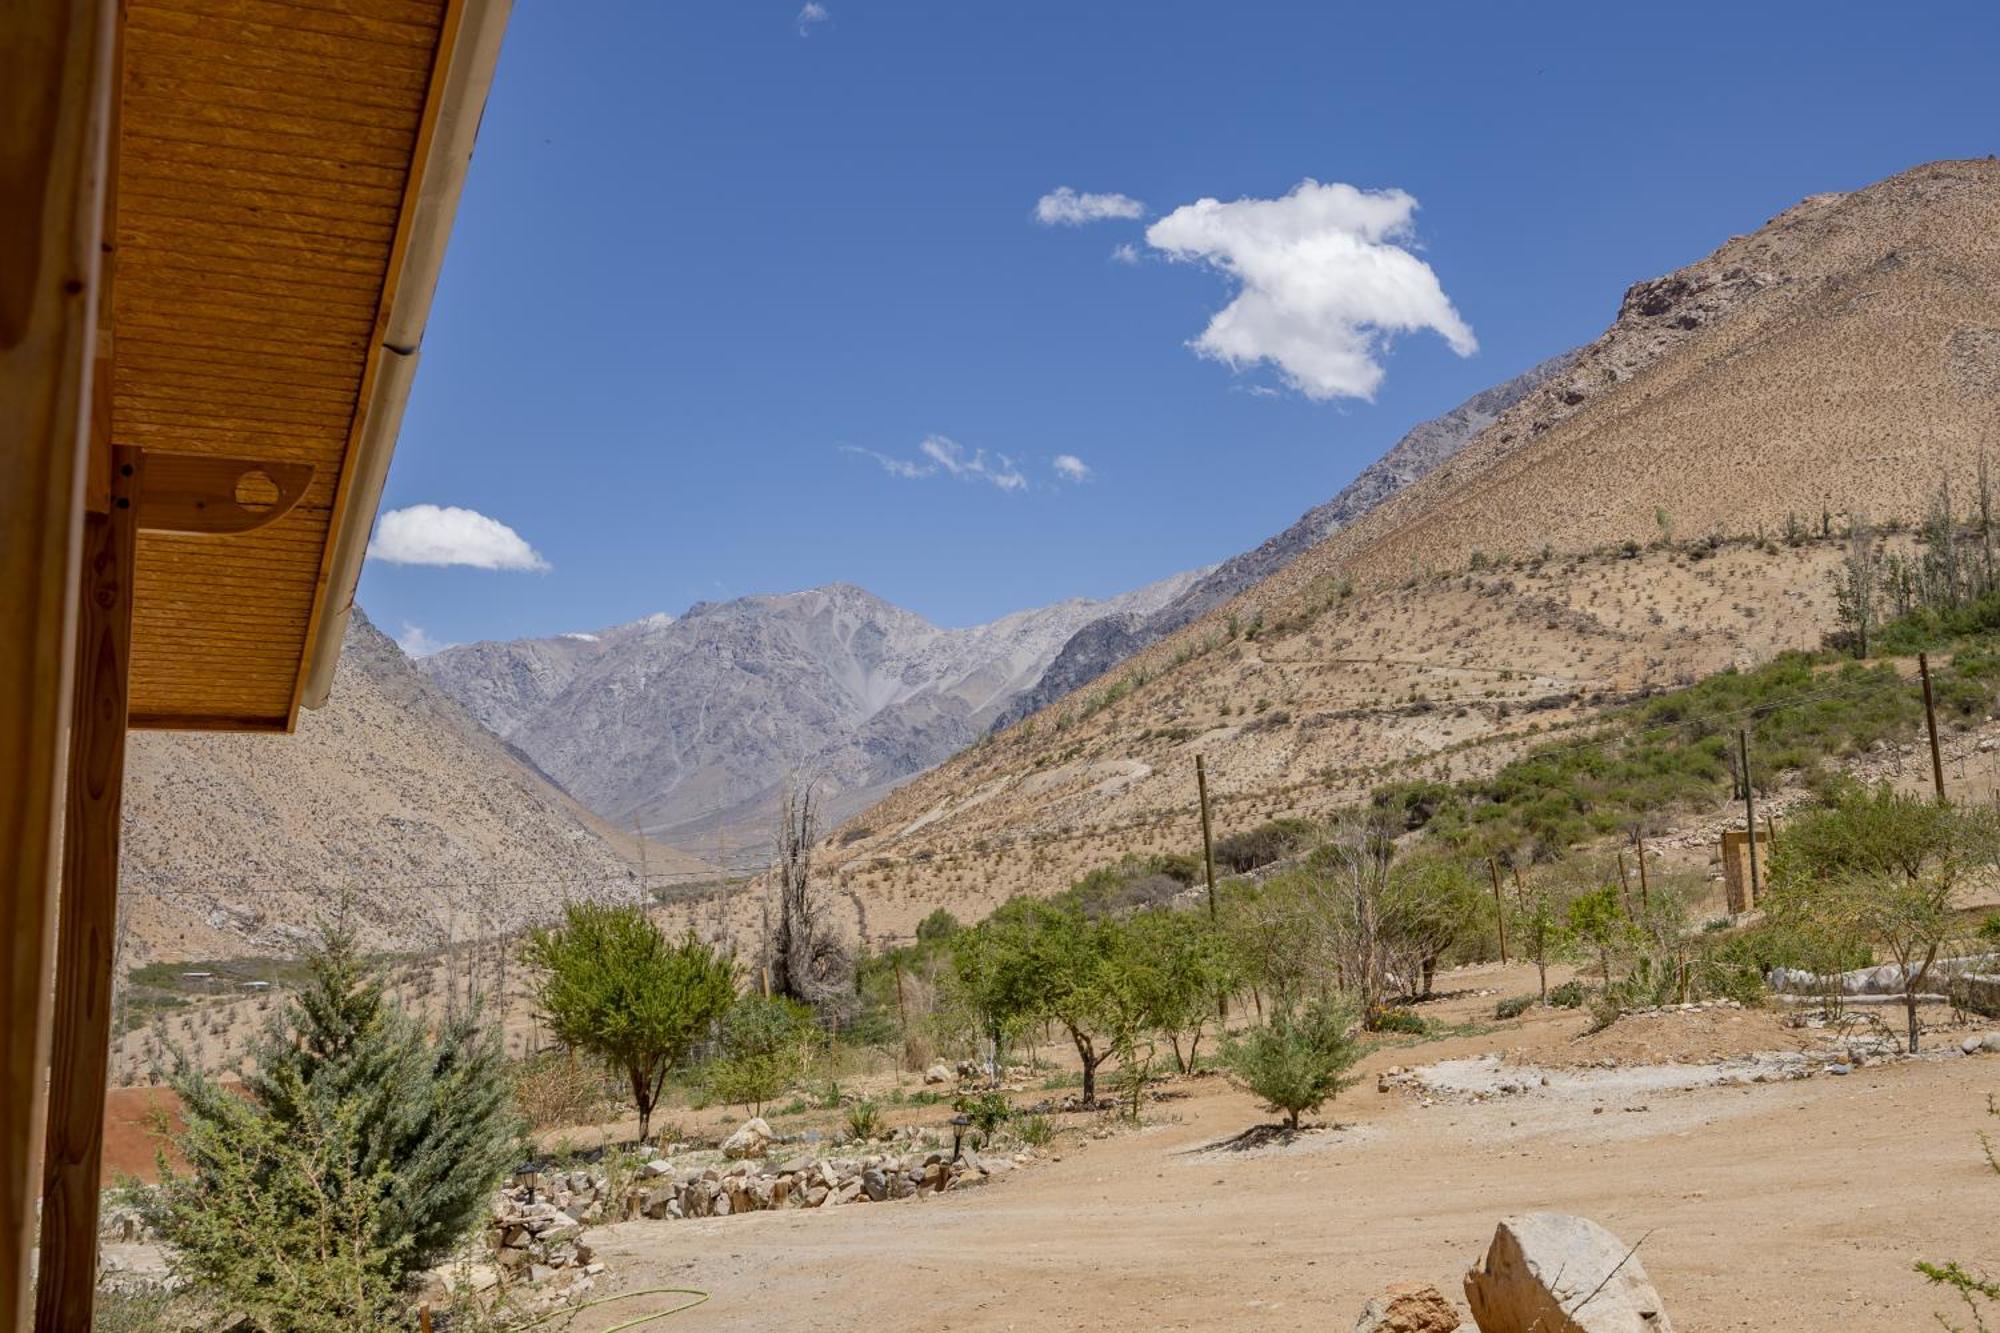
left=396, top=622, right=453, bottom=657
left=796, top=2, right=828, bottom=35
left=367, top=504, right=550, bottom=571
left=1034, top=187, right=1145, bottom=226
left=1144, top=179, right=1476, bottom=401
left=1109, top=242, right=1140, bottom=265
left=841, top=437, right=1027, bottom=492
left=1052, top=454, right=1092, bottom=483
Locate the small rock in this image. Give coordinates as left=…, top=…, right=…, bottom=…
left=1827, top=1064, right=1851, bottom=1076
left=1354, top=1280, right=1464, bottom=1333
left=924, top=1063, right=952, bottom=1085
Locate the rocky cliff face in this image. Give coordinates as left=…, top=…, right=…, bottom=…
left=420, top=574, right=1202, bottom=857
left=993, top=351, right=1578, bottom=728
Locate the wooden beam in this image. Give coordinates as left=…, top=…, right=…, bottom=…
left=0, top=1, right=117, bottom=1324
left=36, top=448, right=139, bottom=1332
left=135, top=453, right=312, bottom=535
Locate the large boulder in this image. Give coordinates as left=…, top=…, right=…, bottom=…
left=1463, top=1213, right=1673, bottom=1333
left=1356, top=1281, right=1466, bottom=1332
left=720, top=1116, right=775, bottom=1159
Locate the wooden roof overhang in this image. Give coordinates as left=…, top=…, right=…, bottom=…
left=110, top=0, right=509, bottom=731
left=1, top=1, right=513, bottom=1324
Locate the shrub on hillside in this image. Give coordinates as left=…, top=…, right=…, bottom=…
left=1214, top=818, right=1316, bottom=874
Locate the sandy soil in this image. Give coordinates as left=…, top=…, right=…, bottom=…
left=557, top=960, right=2000, bottom=1332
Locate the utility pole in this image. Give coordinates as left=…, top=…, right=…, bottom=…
left=1738, top=727, right=1761, bottom=905
left=1196, top=755, right=1225, bottom=1022
left=1487, top=858, right=1508, bottom=963
left=1920, top=651, right=1947, bottom=803
left=1195, top=755, right=1217, bottom=921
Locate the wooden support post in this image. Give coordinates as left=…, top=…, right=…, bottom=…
left=1634, top=835, right=1650, bottom=912
left=36, top=449, right=139, bottom=1332
left=1920, top=651, right=1947, bottom=803
left=1487, top=858, right=1508, bottom=963
left=1739, top=728, right=1761, bottom=907
left=1615, top=850, right=1634, bottom=917
left=1, top=2, right=117, bottom=1323
left=1195, top=755, right=1217, bottom=920
left=893, top=956, right=908, bottom=1059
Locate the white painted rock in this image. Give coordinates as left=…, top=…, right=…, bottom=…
left=1463, top=1213, right=1673, bottom=1332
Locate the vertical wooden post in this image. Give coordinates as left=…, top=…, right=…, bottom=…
left=1615, top=851, right=1634, bottom=916
left=1195, top=755, right=1217, bottom=920
left=892, top=955, right=908, bottom=1060
left=1, top=2, right=116, bottom=1323
left=1920, top=651, right=1947, bottom=803
left=1487, top=858, right=1508, bottom=963
left=37, top=449, right=139, bottom=1332
left=1739, top=728, right=1761, bottom=907
left=1634, top=835, right=1650, bottom=912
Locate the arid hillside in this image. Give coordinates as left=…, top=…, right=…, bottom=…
left=816, top=159, right=2000, bottom=938
left=117, top=610, right=701, bottom=966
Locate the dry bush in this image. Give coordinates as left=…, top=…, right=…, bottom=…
left=511, top=1051, right=618, bottom=1131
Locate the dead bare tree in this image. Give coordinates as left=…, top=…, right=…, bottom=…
left=770, top=772, right=853, bottom=1014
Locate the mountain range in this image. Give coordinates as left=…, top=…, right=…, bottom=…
left=418, top=574, right=1206, bottom=858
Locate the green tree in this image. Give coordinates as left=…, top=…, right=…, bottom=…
left=523, top=903, right=737, bottom=1141
left=1222, top=997, right=1363, bottom=1131
left=1382, top=852, right=1489, bottom=997
left=1768, top=784, right=1996, bottom=1052
left=1509, top=871, right=1573, bottom=1003
left=143, top=928, right=518, bottom=1328
left=706, top=993, right=815, bottom=1115
left=1123, top=910, right=1238, bottom=1073
left=1566, top=883, right=1637, bottom=985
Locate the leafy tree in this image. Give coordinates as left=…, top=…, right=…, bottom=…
left=1122, top=910, right=1238, bottom=1073
left=1222, top=996, right=1363, bottom=1131
left=1508, top=871, right=1573, bottom=1002
left=523, top=904, right=737, bottom=1141
left=143, top=928, right=517, bottom=1328
left=706, top=993, right=816, bottom=1115
left=1768, top=784, right=1996, bottom=1051
left=1566, top=883, right=1637, bottom=985
left=1381, top=852, right=1489, bottom=997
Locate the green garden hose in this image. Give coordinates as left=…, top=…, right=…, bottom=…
left=514, top=1284, right=711, bottom=1330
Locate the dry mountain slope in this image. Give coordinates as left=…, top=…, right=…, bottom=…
left=119, top=609, right=688, bottom=965
left=994, top=348, right=1580, bottom=728
left=821, top=158, right=2000, bottom=934
left=421, top=573, right=1205, bottom=859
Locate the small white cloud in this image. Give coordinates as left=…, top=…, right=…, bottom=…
left=841, top=437, right=1026, bottom=492
left=368, top=504, right=550, bottom=571
left=1110, top=242, right=1140, bottom=265
left=796, top=2, right=828, bottom=35
left=1145, top=179, right=1476, bottom=401
left=559, top=631, right=600, bottom=642
left=1034, top=187, right=1145, bottom=226
left=1052, top=454, right=1092, bottom=483
left=396, top=622, right=453, bottom=657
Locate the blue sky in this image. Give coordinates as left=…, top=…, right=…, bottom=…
left=362, top=0, right=2000, bottom=654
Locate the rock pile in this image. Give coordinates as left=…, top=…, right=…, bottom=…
left=619, top=1144, right=1018, bottom=1221
left=489, top=1175, right=604, bottom=1294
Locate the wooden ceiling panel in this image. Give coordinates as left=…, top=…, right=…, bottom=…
left=117, top=0, right=453, bottom=729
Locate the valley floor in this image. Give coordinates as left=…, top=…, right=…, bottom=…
left=566, top=959, right=2000, bottom=1332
